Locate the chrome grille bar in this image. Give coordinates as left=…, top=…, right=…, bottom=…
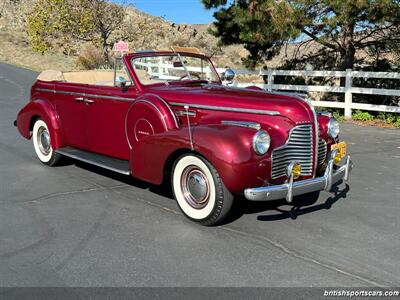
left=271, top=125, right=314, bottom=179
left=318, top=138, right=328, bottom=166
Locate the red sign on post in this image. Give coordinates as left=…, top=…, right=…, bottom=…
left=113, top=41, right=129, bottom=53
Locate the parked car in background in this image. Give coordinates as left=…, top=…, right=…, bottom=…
left=15, top=47, right=352, bottom=225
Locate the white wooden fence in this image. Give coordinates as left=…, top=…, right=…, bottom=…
left=221, top=68, right=400, bottom=118
left=133, top=60, right=400, bottom=118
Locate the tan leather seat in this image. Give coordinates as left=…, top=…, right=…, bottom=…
left=37, top=70, right=116, bottom=86
left=134, top=68, right=164, bottom=85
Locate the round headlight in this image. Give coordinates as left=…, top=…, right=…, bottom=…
left=328, top=118, right=340, bottom=138
left=253, top=130, right=271, bottom=155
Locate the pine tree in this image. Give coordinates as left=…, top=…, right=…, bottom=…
left=203, top=0, right=400, bottom=70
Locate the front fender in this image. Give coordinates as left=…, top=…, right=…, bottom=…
left=193, top=125, right=270, bottom=193
left=131, top=123, right=270, bottom=194
left=17, top=99, right=62, bottom=149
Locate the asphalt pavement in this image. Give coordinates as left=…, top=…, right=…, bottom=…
left=0, top=62, right=399, bottom=288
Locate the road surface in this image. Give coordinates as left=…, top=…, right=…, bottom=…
left=0, top=62, right=399, bottom=287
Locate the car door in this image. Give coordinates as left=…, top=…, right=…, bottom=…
left=84, top=68, right=138, bottom=161
left=54, top=83, right=89, bottom=150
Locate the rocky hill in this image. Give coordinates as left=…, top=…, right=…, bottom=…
left=0, top=0, right=252, bottom=71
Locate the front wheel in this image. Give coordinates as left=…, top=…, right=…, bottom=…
left=172, top=154, right=233, bottom=226
left=32, top=119, right=62, bottom=166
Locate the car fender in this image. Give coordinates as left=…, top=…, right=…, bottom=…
left=17, top=98, right=62, bottom=149
left=192, top=124, right=270, bottom=193
left=131, top=123, right=270, bottom=193
left=126, top=94, right=179, bottom=180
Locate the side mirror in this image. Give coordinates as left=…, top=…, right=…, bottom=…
left=115, top=76, right=128, bottom=88
left=221, top=68, right=235, bottom=82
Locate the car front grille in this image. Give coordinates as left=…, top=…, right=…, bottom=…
left=271, top=124, right=314, bottom=179
left=318, top=138, right=327, bottom=166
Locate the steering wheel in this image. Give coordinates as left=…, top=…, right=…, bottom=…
left=179, top=73, right=202, bottom=80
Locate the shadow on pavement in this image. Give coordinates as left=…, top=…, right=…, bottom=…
left=223, top=183, right=350, bottom=224
left=68, top=158, right=350, bottom=225
left=72, top=160, right=175, bottom=200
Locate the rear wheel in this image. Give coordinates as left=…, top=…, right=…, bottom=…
left=172, top=154, right=233, bottom=226
left=32, top=119, right=62, bottom=166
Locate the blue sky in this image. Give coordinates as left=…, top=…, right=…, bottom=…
left=126, top=0, right=216, bottom=24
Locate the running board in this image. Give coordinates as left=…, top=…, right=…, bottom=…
left=56, top=147, right=131, bottom=175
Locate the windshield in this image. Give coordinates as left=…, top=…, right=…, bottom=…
left=131, top=54, right=220, bottom=85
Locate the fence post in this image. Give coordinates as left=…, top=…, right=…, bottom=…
left=344, top=69, right=353, bottom=119
left=267, top=69, right=273, bottom=92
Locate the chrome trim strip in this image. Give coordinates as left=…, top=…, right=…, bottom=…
left=176, top=110, right=196, bottom=117
left=36, top=88, right=133, bottom=102
left=169, top=102, right=280, bottom=116
left=221, top=120, right=261, bottom=130
left=309, top=102, right=319, bottom=178
left=55, top=149, right=131, bottom=175
left=203, top=84, right=308, bottom=100
left=85, top=93, right=132, bottom=102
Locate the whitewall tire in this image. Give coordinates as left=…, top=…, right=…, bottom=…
left=172, top=154, right=233, bottom=226
left=32, top=119, right=61, bottom=166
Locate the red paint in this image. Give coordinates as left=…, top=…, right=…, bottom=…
left=16, top=51, right=339, bottom=194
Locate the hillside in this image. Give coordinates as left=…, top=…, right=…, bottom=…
left=0, top=0, right=252, bottom=71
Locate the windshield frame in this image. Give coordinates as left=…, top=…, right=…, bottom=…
left=130, top=52, right=221, bottom=87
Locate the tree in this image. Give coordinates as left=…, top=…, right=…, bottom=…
left=202, top=0, right=400, bottom=70
left=27, top=0, right=124, bottom=63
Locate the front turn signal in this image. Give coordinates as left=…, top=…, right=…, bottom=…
left=334, top=152, right=342, bottom=165
left=287, top=162, right=302, bottom=179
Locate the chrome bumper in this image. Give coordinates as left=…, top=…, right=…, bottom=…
left=244, top=155, right=353, bottom=203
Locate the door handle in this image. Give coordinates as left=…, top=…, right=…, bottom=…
left=84, top=99, right=95, bottom=104
left=75, top=97, right=85, bottom=102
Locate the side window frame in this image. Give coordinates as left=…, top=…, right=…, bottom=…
left=113, top=57, right=134, bottom=88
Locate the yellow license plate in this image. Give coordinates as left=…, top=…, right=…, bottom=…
left=331, top=142, right=347, bottom=158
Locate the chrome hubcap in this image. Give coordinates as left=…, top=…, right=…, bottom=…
left=181, top=166, right=210, bottom=209
left=37, top=127, right=51, bottom=155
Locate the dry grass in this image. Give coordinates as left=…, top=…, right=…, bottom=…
left=0, top=31, right=77, bottom=71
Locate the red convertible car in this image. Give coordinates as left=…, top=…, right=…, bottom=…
left=15, top=48, right=352, bottom=225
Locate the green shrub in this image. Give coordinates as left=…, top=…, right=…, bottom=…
left=395, top=117, right=400, bottom=128
left=352, top=110, right=374, bottom=121
left=332, top=112, right=345, bottom=122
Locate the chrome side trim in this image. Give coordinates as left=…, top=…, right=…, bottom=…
left=36, top=88, right=133, bottom=102
left=176, top=110, right=196, bottom=117
left=203, top=84, right=308, bottom=100
left=85, top=93, right=132, bottom=102
left=169, top=102, right=280, bottom=116
left=221, top=120, right=261, bottom=130
left=55, top=149, right=131, bottom=175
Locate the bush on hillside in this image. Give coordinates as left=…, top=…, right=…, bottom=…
left=76, top=45, right=105, bottom=70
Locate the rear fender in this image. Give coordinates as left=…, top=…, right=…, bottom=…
left=17, top=98, right=62, bottom=149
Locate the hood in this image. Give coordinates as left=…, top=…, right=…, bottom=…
left=148, top=84, right=315, bottom=125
